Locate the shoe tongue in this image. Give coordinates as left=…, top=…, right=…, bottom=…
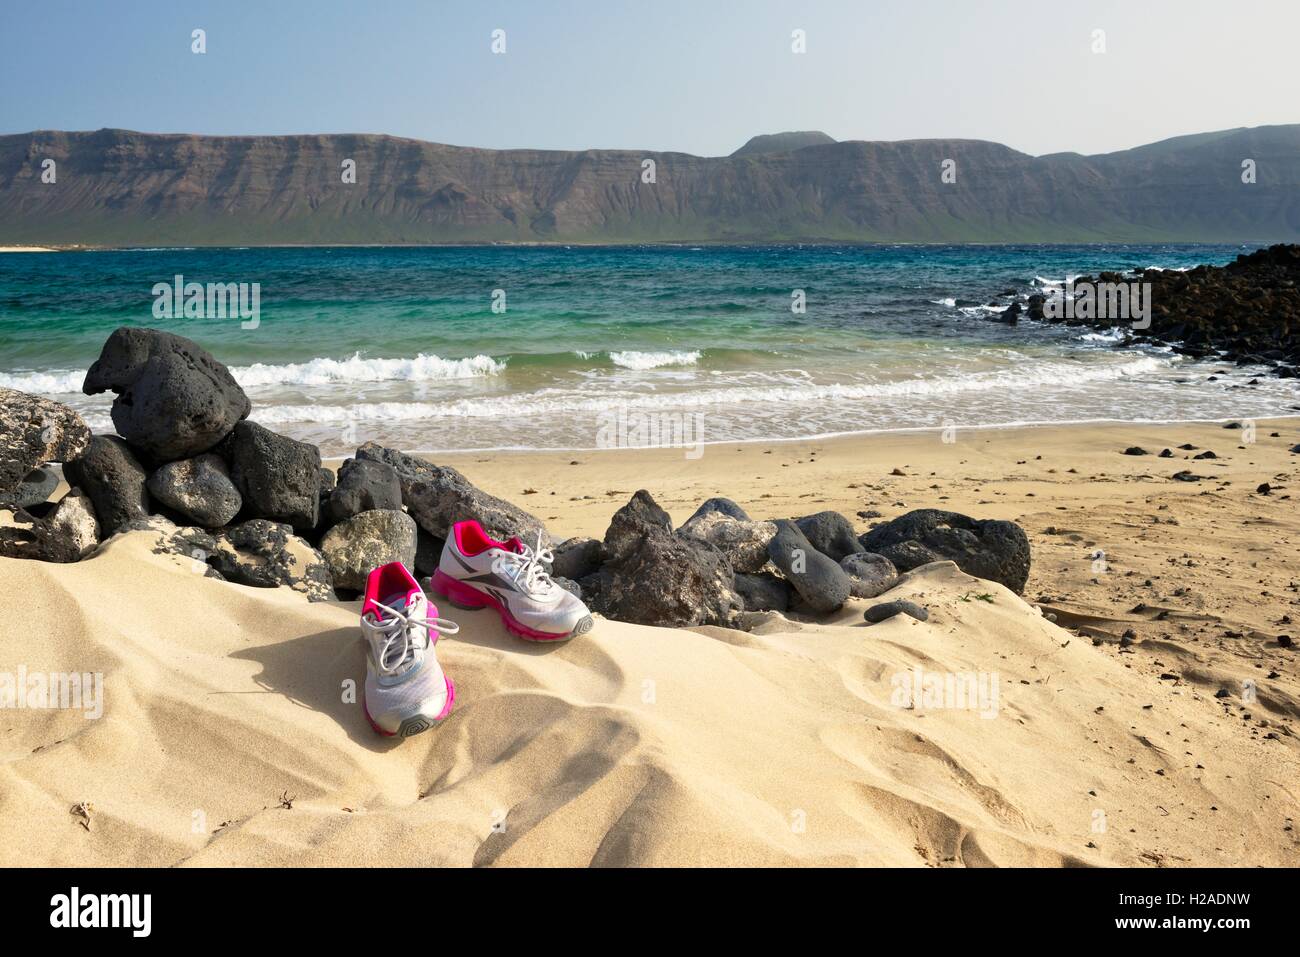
left=504, top=536, right=526, bottom=554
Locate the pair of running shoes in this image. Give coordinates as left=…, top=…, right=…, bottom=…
left=359, top=519, right=594, bottom=737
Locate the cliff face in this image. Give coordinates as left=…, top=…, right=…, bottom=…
left=2, top=125, right=1298, bottom=245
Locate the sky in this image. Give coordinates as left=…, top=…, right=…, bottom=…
left=2, top=0, right=1296, bottom=157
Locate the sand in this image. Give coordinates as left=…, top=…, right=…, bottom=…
left=2, top=419, right=1297, bottom=866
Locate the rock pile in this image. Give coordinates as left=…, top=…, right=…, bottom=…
left=2, top=327, right=1034, bottom=627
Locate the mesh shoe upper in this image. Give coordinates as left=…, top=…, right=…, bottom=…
left=440, top=522, right=591, bottom=636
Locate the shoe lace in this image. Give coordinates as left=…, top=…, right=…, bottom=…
left=367, top=599, right=460, bottom=675
left=495, top=533, right=556, bottom=595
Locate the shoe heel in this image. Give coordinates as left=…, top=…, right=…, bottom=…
left=430, top=569, right=490, bottom=610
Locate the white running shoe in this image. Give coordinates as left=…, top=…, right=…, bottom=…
left=360, top=561, right=458, bottom=737
left=430, top=520, right=594, bottom=642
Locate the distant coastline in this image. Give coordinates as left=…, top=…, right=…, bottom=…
left=4, top=125, right=1300, bottom=246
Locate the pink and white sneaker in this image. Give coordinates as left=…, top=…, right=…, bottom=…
left=430, top=521, right=594, bottom=642
left=360, top=561, right=459, bottom=737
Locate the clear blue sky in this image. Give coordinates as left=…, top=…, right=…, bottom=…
left=3, top=0, right=1296, bottom=156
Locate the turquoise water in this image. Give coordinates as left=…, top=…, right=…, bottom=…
left=1, top=244, right=1297, bottom=454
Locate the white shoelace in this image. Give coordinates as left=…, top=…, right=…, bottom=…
left=494, top=533, right=556, bottom=595
left=367, top=599, right=460, bottom=675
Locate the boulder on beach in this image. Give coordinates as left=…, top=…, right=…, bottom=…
left=766, top=519, right=851, bottom=613
left=550, top=536, right=604, bottom=581
left=684, top=497, right=752, bottom=524
left=859, top=508, right=1031, bottom=594
left=324, top=457, right=403, bottom=528
left=222, top=421, right=322, bottom=532
left=678, top=510, right=776, bottom=574
left=146, top=453, right=242, bottom=527
left=82, top=327, right=251, bottom=462
left=0, top=489, right=100, bottom=563
left=356, top=442, right=549, bottom=545
left=320, top=509, right=418, bottom=591
left=601, top=489, right=673, bottom=564
left=12, top=467, right=59, bottom=510
left=592, top=490, right=742, bottom=628
left=793, top=510, right=862, bottom=562
left=62, top=435, right=150, bottom=536
left=0, top=387, right=91, bottom=498
left=864, top=599, right=929, bottom=623
left=414, top=528, right=446, bottom=578
left=839, top=551, right=899, bottom=599
left=734, top=571, right=792, bottom=613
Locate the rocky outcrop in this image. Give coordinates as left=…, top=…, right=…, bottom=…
left=0, top=388, right=90, bottom=498
left=81, top=328, right=251, bottom=461
left=860, top=509, right=1031, bottom=594
left=62, top=435, right=150, bottom=536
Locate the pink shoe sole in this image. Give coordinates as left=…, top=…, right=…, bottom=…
left=363, top=675, right=455, bottom=737
left=429, top=569, right=585, bottom=642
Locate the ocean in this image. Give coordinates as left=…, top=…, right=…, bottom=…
left=1, top=244, right=1297, bottom=456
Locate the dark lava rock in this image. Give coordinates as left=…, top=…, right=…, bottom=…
left=684, top=496, right=752, bottom=523
left=146, top=452, right=241, bottom=527
left=859, top=509, right=1031, bottom=594
left=875, top=539, right=944, bottom=572
left=81, top=327, right=251, bottom=462
left=62, top=435, right=150, bottom=536
left=324, top=457, right=403, bottom=527
left=356, top=442, right=548, bottom=546
left=678, top=510, right=776, bottom=574
left=590, top=489, right=742, bottom=628
left=1158, top=449, right=1174, bottom=458
left=766, top=519, right=851, bottom=613
left=222, top=421, right=322, bottom=532
left=839, top=551, right=899, bottom=599
left=164, top=519, right=335, bottom=601
left=1122, top=447, right=1149, bottom=456
left=0, top=489, right=100, bottom=563
left=0, top=388, right=91, bottom=498
left=734, top=571, right=792, bottom=613
left=602, top=489, right=673, bottom=564
left=12, top=467, right=59, bottom=509
left=1193, top=450, right=1217, bottom=459
left=414, top=528, right=446, bottom=578
left=793, top=510, right=862, bottom=562
left=1171, top=470, right=1203, bottom=482
left=864, top=599, right=929, bottom=623
left=550, top=536, right=604, bottom=581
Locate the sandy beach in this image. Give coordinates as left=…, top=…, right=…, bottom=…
left=3, top=418, right=1296, bottom=867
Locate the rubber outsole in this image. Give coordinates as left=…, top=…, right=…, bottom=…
left=363, top=675, right=456, bottom=737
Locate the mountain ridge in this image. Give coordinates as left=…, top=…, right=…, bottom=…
left=2, top=125, right=1298, bottom=245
